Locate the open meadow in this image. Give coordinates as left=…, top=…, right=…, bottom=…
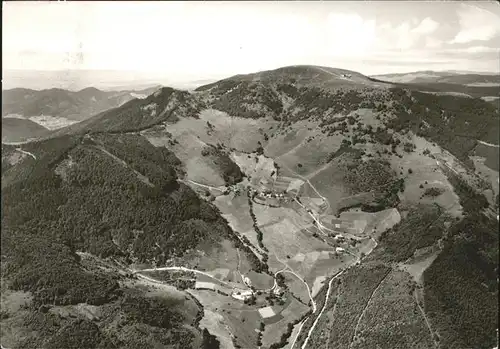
left=214, top=190, right=264, bottom=253
left=308, top=161, right=353, bottom=214
left=189, top=289, right=262, bottom=349
left=388, top=134, right=463, bottom=218
left=274, top=131, right=344, bottom=177
left=180, top=239, right=253, bottom=288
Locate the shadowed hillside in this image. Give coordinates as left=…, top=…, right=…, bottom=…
left=2, top=118, right=50, bottom=143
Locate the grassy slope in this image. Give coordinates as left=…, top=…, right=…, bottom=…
left=193, top=68, right=498, bottom=349
left=196, top=72, right=498, bottom=349
left=2, top=65, right=498, bottom=349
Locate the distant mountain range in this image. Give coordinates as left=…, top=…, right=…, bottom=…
left=2, top=86, right=161, bottom=120
left=1, top=85, right=163, bottom=142
left=371, top=70, right=500, bottom=86
left=2, top=69, right=218, bottom=91
left=370, top=70, right=500, bottom=108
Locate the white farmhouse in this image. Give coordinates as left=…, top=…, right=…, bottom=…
left=243, top=276, right=252, bottom=287
left=231, top=289, right=254, bottom=301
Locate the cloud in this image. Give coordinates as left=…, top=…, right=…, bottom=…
left=411, top=17, right=439, bottom=35
left=438, top=45, right=499, bottom=55
left=325, top=13, right=376, bottom=57
left=462, top=46, right=499, bottom=54
left=4, top=2, right=499, bottom=76
left=434, top=45, right=499, bottom=64
left=322, top=13, right=441, bottom=62
left=375, top=17, right=440, bottom=51
left=425, top=37, right=442, bottom=48
left=450, top=4, right=500, bottom=44
left=361, top=58, right=454, bottom=67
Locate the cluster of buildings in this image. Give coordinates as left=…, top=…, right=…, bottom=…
left=231, top=276, right=255, bottom=301
left=231, top=289, right=254, bottom=301
left=248, top=186, right=292, bottom=206
left=332, top=233, right=346, bottom=242
left=256, top=190, right=287, bottom=200
left=273, top=285, right=284, bottom=296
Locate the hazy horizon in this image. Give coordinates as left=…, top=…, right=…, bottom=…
left=3, top=1, right=500, bottom=90
left=1, top=68, right=224, bottom=91
left=2, top=65, right=498, bottom=91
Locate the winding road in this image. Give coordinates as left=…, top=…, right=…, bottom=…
left=477, top=140, right=500, bottom=148
left=136, top=161, right=381, bottom=349
left=292, top=237, right=379, bottom=349
left=300, top=270, right=345, bottom=349
left=274, top=267, right=316, bottom=312
left=131, top=157, right=389, bottom=349
left=281, top=162, right=331, bottom=214
left=136, top=256, right=318, bottom=311
left=293, top=197, right=334, bottom=235
left=134, top=266, right=234, bottom=287
left=179, top=178, right=226, bottom=192
left=15, top=148, right=37, bottom=160
left=415, top=289, right=440, bottom=348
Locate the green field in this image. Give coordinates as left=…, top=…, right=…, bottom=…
left=189, top=289, right=262, bottom=349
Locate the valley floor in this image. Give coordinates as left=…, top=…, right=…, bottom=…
left=131, top=161, right=404, bottom=349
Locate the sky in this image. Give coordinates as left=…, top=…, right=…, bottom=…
left=3, top=1, right=500, bottom=84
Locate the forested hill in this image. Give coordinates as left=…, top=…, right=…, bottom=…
left=49, top=87, right=206, bottom=138
left=0, top=132, right=251, bottom=348
left=193, top=67, right=499, bottom=170
left=51, top=66, right=499, bottom=158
